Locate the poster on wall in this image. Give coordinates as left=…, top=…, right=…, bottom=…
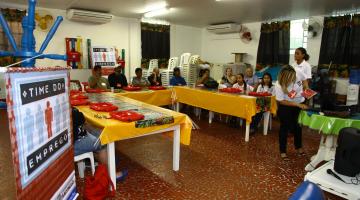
left=91, top=46, right=116, bottom=76
left=65, top=37, right=84, bottom=69
left=5, top=67, right=77, bottom=200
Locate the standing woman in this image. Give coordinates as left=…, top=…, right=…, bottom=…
left=275, top=66, right=308, bottom=160
left=292, top=47, right=312, bottom=81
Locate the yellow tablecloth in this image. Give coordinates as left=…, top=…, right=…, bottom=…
left=173, top=87, right=277, bottom=123
left=115, top=89, right=173, bottom=107
left=76, top=94, right=192, bottom=145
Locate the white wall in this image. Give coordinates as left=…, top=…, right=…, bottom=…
left=0, top=3, right=203, bottom=82
left=201, top=22, right=261, bottom=67
left=170, top=25, right=202, bottom=58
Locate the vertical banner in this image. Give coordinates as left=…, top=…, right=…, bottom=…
left=91, top=46, right=116, bottom=76
left=5, top=68, right=77, bottom=200
left=65, top=37, right=83, bottom=69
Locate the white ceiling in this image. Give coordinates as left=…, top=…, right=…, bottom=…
left=2, top=0, right=360, bottom=27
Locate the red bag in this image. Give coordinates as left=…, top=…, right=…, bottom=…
left=84, top=164, right=115, bottom=200
left=148, top=86, right=166, bottom=90
left=110, top=110, right=145, bottom=122
left=90, top=102, right=118, bottom=112
left=219, top=88, right=242, bottom=93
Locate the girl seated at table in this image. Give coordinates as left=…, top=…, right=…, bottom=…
left=250, top=73, right=275, bottom=133
left=255, top=73, right=275, bottom=94
left=73, top=108, right=128, bottom=181
left=233, top=73, right=254, bottom=92
left=275, top=66, right=308, bottom=160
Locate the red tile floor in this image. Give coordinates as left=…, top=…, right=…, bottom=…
left=76, top=112, right=343, bottom=200
left=0, top=110, right=343, bottom=199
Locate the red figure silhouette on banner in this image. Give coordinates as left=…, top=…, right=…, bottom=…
left=102, top=52, right=106, bottom=61
left=45, top=101, right=53, bottom=138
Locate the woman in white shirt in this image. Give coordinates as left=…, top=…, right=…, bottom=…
left=292, top=47, right=312, bottom=80
left=275, top=66, right=309, bottom=161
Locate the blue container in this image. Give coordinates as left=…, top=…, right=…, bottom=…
left=0, top=101, right=6, bottom=109
left=349, top=69, right=360, bottom=84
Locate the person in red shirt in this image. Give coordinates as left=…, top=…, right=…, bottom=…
left=45, top=101, right=53, bottom=138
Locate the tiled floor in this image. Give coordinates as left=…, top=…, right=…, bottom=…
left=0, top=110, right=344, bottom=199
left=77, top=112, right=343, bottom=200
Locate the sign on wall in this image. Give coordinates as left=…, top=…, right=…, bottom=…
left=5, top=68, right=76, bottom=200
left=65, top=37, right=84, bottom=69
left=91, top=46, right=116, bottom=75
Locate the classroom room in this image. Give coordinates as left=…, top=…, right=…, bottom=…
left=0, top=0, right=359, bottom=199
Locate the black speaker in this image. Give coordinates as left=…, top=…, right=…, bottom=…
left=334, top=127, right=360, bottom=177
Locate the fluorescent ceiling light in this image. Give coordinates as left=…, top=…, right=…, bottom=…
left=144, top=7, right=170, bottom=18
left=143, top=1, right=167, bottom=13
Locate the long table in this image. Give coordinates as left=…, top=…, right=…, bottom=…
left=103, top=87, right=277, bottom=142
left=173, top=87, right=277, bottom=142
left=298, top=111, right=360, bottom=171
left=76, top=93, right=192, bottom=189
left=115, top=89, right=173, bottom=107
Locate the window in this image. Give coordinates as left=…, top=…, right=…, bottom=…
left=290, top=19, right=309, bottom=54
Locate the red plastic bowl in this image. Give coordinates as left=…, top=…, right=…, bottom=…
left=148, top=86, right=166, bottom=90
left=70, top=99, right=89, bottom=106
left=122, top=86, right=142, bottom=91
left=110, top=110, right=145, bottom=122
left=219, top=88, right=242, bottom=93
left=90, top=102, right=118, bottom=112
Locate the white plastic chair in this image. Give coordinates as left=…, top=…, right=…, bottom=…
left=179, top=53, right=191, bottom=67
left=74, top=152, right=95, bottom=178
left=143, top=59, right=158, bottom=78
left=161, top=57, right=179, bottom=86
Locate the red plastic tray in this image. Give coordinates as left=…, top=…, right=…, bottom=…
left=122, top=86, right=142, bottom=91
left=248, top=92, right=272, bottom=97
left=70, top=99, right=89, bottom=106
left=219, top=88, right=242, bottom=93
left=148, top=86, right=166, bottom=90
left=90, top=102, right=118, bottom=112
left=86, top=88, right=106, bottom=93
left=110, top=110, right=145, bottom=122
left=70, top=93, right=88, bottom=100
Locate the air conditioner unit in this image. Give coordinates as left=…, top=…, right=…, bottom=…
left=206, top=23, right=240, bottom=34
left=66, top=9, right=113, bottom=24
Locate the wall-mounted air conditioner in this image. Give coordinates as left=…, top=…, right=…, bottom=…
left=206, top=23, right=240, bottom=34
left=66, top=9, right=113, bottom=24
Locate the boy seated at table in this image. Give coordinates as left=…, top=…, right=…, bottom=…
left=88, top=65, right=110, bottom=89
left=108, top=65, right=128, bottom=89
left=132, top=68, right=150, bottom=87
left=73, top=108, right=127, bottom=181
left=148, top=67, right=162, bottom=86
left=170, top=67, right=187, bottom=86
